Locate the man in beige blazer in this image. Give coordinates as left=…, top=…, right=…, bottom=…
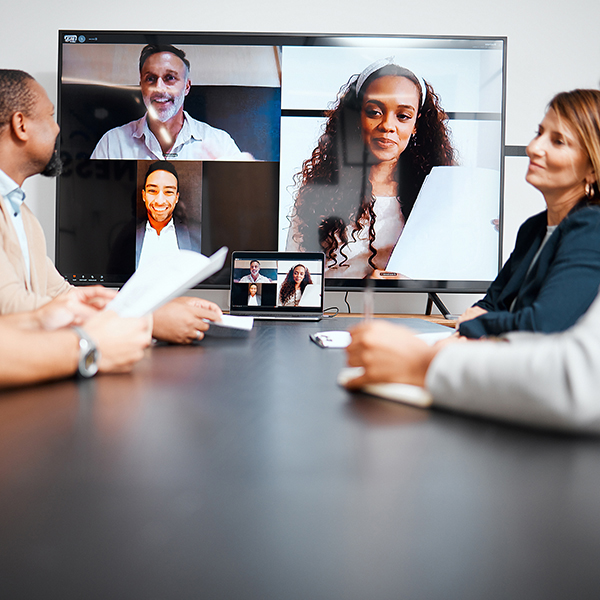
left=0, top=69, right=222, bottom=345
left=0, top=69, right=153, bottom=384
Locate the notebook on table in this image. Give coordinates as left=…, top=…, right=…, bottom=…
left=229, top=251, right=325, bottom=321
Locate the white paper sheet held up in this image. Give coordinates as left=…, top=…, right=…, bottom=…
left=386, top=166, right=499, bottom=281
left=106, top=247, right=228, bottom=318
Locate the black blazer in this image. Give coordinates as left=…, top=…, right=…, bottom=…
left=135, top=215, right=202, bottom=266
left=459, top=202, right=600, bottom=339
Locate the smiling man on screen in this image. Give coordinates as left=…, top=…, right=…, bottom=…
left=91, top=44, right=243, bottom=160
left=136, top=160, right=201, bottom=268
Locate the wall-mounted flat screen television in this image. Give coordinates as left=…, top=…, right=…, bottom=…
left=56, top=31, right=506, bottom=293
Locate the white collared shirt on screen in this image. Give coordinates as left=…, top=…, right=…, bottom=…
left=91, top=111, right=243, bottom=161
left=239, top=273, right=272, bottom=283
left=138, top=220, right=179, bottom=269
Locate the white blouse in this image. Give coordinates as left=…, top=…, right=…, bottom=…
left=286, top=196, right=404, bottom=278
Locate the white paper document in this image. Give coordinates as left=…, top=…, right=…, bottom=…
left=217, top=314, right=254, bottom=330
left=418, top=330, right=454, bottom=345
left=386, top=166, right=500, bottom=281
left=310, top=331, right=352, bottom=348
left=338, top=367, right=433, bottom=407
left=107, top=247, right=228, bottom=318
left=204, top=314, right=254, bottom=337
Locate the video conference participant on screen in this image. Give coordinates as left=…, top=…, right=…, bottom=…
left=278, top=264, right=313, bottom=307
left=137, top=160, right=201, bottom=268
left=91, top=44, right=243, bottom=161
left=456, top=89, right=600, bottom=339
left=239, top=260, right=273, bottom=283
left=286, top=58, right=455, bottom=278
left=0, top=69, right=222, bottom=345
left=247, top=283, right=261, bottom=306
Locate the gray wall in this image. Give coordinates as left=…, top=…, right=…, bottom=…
left=2, top=0, right=600, bottom=313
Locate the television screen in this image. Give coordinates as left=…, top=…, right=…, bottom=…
left=56, top=31, right=506, bottom=292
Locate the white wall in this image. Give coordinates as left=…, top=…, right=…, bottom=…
left=2, top=0, right=599, bottom=314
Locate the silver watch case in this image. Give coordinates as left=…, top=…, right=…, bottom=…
left=72, top=326, right=100, bottom=378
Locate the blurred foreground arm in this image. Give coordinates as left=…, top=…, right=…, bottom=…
left=345, top=297, right=600, bottom=433
left=428, top=301, right=600, bottom=433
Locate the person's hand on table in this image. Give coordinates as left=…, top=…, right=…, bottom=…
left=345, top=320, right=464, bottom=388
left=28, top=287, right=118, bottom=331
left=152, top=296, right=223, bottom=344
left=455, top=305, right=488, bottom=327
left=83, top=310, right=153, bottom=373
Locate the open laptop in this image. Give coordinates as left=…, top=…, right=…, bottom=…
left=229, top=251, right=325, bottom=320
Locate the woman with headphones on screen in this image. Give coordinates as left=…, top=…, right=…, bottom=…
left=286, top=58, right=455, bottom=278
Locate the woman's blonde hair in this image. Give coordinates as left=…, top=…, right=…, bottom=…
left=549, top=89, right=600, bottom=198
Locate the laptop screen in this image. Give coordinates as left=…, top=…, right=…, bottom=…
left=230, top=251, right=325, bottom=318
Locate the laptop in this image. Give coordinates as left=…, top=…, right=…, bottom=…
left=229, top=251, right=325, bottom=320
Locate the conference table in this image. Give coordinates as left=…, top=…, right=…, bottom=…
left=1, top=316, right=600, bottom=599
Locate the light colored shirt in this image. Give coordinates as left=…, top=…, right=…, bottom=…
left=0, top=169, right=30, bottom=282
left=91, top=111, right=243, bottom=160
left=280, top=288, right=302, bottom=307
left=138, top=219, right=179, bottom=269
left=286, top=195, right=405, bottom=278
left=239, top=273, right=272, bottom=283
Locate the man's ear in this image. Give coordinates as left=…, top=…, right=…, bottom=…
left=184, top=78, right=191, bottom=97
left=10, top=111, right=29, bottom=142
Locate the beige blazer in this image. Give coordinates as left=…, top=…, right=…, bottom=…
left=428, top=288, right=600, bottom=434
left=0, top=196, right=71, bottom=314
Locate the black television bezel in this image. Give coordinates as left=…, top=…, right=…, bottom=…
left=56, top=30, right=507, bottom=295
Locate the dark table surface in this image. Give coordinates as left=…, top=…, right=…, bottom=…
left=1, top=317, right=600, bottom=600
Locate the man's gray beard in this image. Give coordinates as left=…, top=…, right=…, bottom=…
left=144, top=93, right=185, bottom=123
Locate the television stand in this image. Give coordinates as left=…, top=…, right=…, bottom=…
left=426, top=293, right=455, bottom=320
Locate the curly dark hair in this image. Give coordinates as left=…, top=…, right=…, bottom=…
left=289, top=64, right=455, bottom=272
left=279, top=264, right=313, bottom=305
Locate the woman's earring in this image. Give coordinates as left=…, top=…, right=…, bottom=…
left=585, top=181, right=596, bottom=199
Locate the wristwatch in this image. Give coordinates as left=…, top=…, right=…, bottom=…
left=72, top=326, right=100, bottom=378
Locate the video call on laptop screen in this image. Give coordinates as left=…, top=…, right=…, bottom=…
left=230, top=251, right=324, bottom=316
left=56, top=31, right=506, bottom=292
